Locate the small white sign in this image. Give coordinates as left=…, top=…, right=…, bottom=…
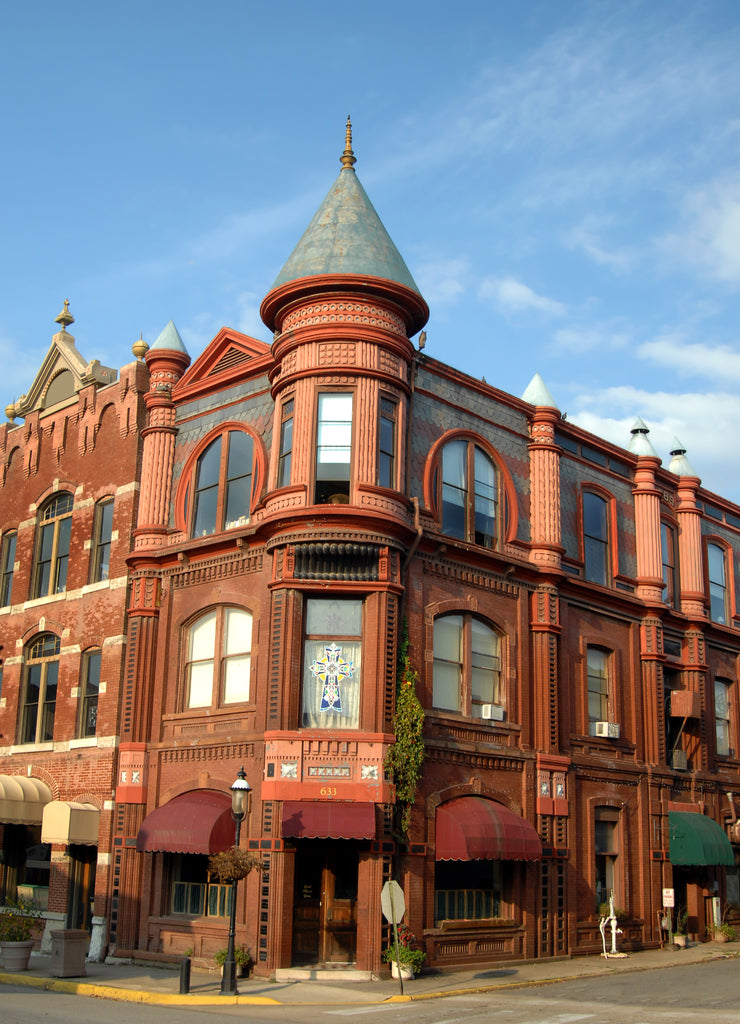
left=662, top=888, right=675, bottom=908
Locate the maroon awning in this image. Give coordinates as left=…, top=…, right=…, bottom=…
left=282, top=801, right=376, bottom=840
left=137, top=790, right=235, bottom=854
left=436, top=796, right=542, bottom=861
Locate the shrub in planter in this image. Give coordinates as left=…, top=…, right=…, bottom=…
left=214, top=943, right=252, bottom=973
left=0, top=896, right=43, bottom=943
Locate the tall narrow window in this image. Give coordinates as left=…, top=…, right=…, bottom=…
left=587, top=647, right=610, bottom=725
left=439, top=440, right=497, bottom=548
left=302, top=598, right=361, bottom=728
left=594, top=808, right=620, bottom=910
left=79, top=649, right=101, bottom=738
left=708, top=543, right=728, bottom=624
left=661, top=522, right=678, bottom=607
left=33, top=493, right=73, bottom=598
left=192, top=430, right=254, bottom=537
left=315, top=393, right=353, bottom=504
left=583, top=492, right=609, bottom=585
left=91, top=500, right=114, bottom=582
left=0, top=531, right=17, bottom=606
left=378, top=397, right=397, bottom=489
left=20, top=633, right=60, bottom=744
left=715, top=678, right=731, bottom=757
left=278, top=399, right=294, bottom=489
left=433, top=614, right=501, bottom=717
left=184, top=607, right=253, bottom=709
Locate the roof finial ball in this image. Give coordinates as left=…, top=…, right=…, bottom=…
left=340, top=115, right=357, bottom=170
left=55, top=299, right=74, bottom=333
left=132, top=332, right=149, bottom=362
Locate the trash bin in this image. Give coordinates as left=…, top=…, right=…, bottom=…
left=50, top=929, right=88, bottom=977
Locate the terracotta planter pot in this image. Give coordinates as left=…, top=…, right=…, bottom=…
left=0, top=939, right=34, bottom=970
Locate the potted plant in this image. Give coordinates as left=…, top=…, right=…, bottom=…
left=673, top=908, right=689, bottom=948
left=382, top=924, right=426, bottom=979
left=215, top=943, right=252, bottom=976
left=0, top=896, right=43, bottom=970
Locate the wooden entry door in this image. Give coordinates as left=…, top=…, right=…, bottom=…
left=292, top=842, right=358, bottom=965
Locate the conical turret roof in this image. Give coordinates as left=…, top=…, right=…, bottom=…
left=270, top=120, right=422, bottom=296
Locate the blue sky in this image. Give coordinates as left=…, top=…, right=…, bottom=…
left=3, top=0, right=740, bottom=500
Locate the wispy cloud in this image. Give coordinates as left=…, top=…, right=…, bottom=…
left=664, top=176, right=740, bottom=285
left=565, top=220, right=633, bottom=273
left=638, top=335, right=740, bottom=381
left=414, top=257, right=470, bottom=307
left=554, top=325, right=630, bottom=354
left=479, top=276, right=566, bottom=317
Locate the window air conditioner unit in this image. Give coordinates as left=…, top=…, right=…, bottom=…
left=592, top=721, right=620, bottom=739
left=480, top=703, right=505, bottom=721
left=671, top=750, right=688, bottom=771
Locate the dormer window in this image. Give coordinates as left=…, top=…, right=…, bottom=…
left=191, top=429, right=255, bottom=537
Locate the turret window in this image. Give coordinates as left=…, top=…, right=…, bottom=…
left=315, top=393, right=353, bottom=504
left=378, top=397, right=397, bottom=489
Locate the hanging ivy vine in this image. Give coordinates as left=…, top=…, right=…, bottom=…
left=384, top=620, right=425, bottom=839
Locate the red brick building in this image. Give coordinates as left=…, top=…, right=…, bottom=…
left=0, top=304, right=147, bottom=956
left=3, top=125, right=739, bottom=975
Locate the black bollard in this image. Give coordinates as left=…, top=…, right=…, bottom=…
left=179, top=956, right=191, bottom=995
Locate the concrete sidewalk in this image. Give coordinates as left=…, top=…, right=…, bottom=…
left=0, top=942, right=737, bottom=1006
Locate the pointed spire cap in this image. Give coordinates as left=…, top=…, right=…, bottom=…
left=628, top=417, right=659, bottom=458
left=522, top=372, right=558, bottom=408
left=668, top=437, right=697, bottom=477
left=150, top=320, right=188, bottom=355
left=270, top=121, right=422, bottom=296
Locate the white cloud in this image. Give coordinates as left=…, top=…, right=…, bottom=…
left=479, top=276, right=566, bottom=317
left=666, top=177, right=740, bottom=285
left=638, top=336, right=740, bottom=382
left=568, top=384, right=740, bottom=500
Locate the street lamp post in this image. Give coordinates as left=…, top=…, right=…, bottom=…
left=220, top=766, right=251, bottom=995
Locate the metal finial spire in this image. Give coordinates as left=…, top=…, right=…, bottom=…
left=340, top=115, right=356, bottom=170
left=55, top=299, right=74, bottom=332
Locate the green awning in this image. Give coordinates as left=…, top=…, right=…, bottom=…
left=668, top=811, right=734, bottom=867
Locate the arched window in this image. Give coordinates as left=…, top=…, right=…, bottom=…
left=20, top=633, right=60, bottom=744
left=191, top=430, right=255, bottom=537
left=583, top=491, right=610, bottom=585
left=33, top=492, right=73, bottom=597
left=433, top=614, right=501, bottom=718
left=707, top=542, right=729, bottom=624
left=184, top=607, right=252, bottom=709
left=437, top=439, right=498, bottom=548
